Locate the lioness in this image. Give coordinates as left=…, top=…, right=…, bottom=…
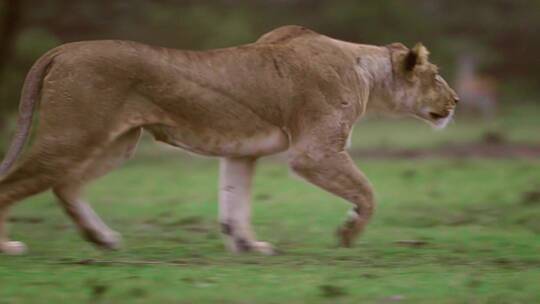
left=0, top=25, right=458, bottom=255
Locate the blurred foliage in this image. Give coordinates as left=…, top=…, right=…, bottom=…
left=1, top=0, right=539, bottom=127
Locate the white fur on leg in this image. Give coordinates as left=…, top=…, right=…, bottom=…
left=347, top=208, right=360, bottom=221
left=219, top=158, right=277, bottom=255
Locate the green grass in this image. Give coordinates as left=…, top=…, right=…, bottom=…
left=1, top=156, right=539, bottom=303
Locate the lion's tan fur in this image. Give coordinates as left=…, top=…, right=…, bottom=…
left=0, top=26, right=458, bottom=255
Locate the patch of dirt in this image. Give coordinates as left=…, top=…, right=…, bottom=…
left=482, top=131, right=506, bottom=144
left=521, top=190, right=540, bottom=205
left=350, top=141, right=540, bottom=159
left=90, top=283, right=108, bottom=300
left=61, top=258, right=201, bottom=267
left=170, top=216, right=204, bottom=226
left=8, top=216, right=44, bottom=224
left=319, top=284, right=347, bottom=298
left=255, top=193, right=272, bottom=201
left=361, top=273, right=379, bottom=279
left=57, top=253, right=540, bottom=270
left=394, top=240, right=430, bottom=248
left=401, top=169, right=417, bottom=179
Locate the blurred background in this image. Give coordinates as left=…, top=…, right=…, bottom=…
left=1, top=1, right=539, bottom=303
left=1, top=0, right=539, bottom=151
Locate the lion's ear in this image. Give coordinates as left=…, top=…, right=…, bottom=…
left=404, top=43, right=429, bottom=71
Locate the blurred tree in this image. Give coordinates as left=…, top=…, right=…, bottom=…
left=0, top=0, right=22, bottom=130
left=0, top=0, right=20, bottom=73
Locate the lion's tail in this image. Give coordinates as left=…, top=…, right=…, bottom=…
left=0, top=50, right=58, bottom=176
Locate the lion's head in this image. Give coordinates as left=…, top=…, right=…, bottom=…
left=388, top=43, right=459, bottom=129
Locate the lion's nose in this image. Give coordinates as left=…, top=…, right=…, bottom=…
left=453, top=97, right=460, bottom=104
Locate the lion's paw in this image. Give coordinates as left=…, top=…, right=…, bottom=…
left=252, top=241, right=277, bottom=255
left=337, top=227, right=354, bottom=248
left=0, top=241, right=28, bottom=255
left=92, top=230, right=122, bottom=251
left=228, top=239, right=277, bottom=255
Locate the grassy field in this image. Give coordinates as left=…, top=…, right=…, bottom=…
left=1, top=104, right=540, bottom=303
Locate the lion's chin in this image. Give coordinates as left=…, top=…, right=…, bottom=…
left=413, top=110, right=454, bottom=130
left=431, top=111, right=453, bottom=130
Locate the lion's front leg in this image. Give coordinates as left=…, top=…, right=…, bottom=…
left=284, top=103, right=376, bottom=247
left=289, top=150, right=375, bottom=247
left=218, top=157, right=275, bottom=255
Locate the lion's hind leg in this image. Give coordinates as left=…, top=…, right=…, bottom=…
left=52, top=128, right=141, bottom=250
left=0, top=161, right=55, bottom=255
left=0, top=127, right=141, bottom=255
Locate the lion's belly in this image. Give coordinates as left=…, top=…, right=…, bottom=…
left=147, top=124, right=289, bottom=157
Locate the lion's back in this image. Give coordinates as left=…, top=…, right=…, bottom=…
left=256, top=25, right=319, bottom=44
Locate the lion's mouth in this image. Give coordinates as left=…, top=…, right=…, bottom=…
left=415, top=108, right=454, bottom=129
left=428, top=111, right=449, bottom=120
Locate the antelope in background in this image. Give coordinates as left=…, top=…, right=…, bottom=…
left=455, top=55, right=498, bottom=119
